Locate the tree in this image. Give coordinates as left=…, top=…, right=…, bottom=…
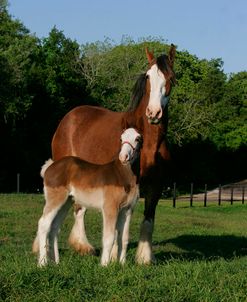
left=168, top=52, right=226, bottom=145
left=210, top=72, right=247, bottom=150
left=0, top=7, right=38, bottom=125
left=79, top=37, right=171, bottom=111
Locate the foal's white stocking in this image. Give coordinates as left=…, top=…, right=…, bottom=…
left=48, top=199, right=72, bottom=264
left=101, top=210, right=117, bottom=266
left=114, top=208, right=132, bottom=264
left=38, top=208, right=60, bottom=266
left=119, top=208, right=132, bottom=264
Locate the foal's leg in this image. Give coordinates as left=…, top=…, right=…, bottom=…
left=116, top=207, right=133, bottom=264
left=37, top=207, right=61, bottom=266
left=48, top=198, right=72, bottom=263
left=101, top=205, right=118, bottom=266
left=68, top=205, right=95, bottom=255
left=110, top=230, right=118, bottom=262
left=37, top=188, right=69, bottom=266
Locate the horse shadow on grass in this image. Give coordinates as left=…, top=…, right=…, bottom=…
left=129, top=235, right=247, bottom=262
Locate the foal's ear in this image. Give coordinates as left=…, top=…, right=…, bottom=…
left=168, top=44, right=176, bottom=67
left=145, top=47, right=154, bottom=64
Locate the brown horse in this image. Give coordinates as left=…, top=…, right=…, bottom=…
left=52, top=45, right=176, bottom=264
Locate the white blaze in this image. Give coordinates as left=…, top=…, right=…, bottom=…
left=146, top=64, right=168, bottom=122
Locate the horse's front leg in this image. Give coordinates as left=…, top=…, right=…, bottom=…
left=118, top=207, right=133, bottom=264
left=68, top=205, right=95, bottom=255
left=101, top=205, right=118, bottom=266
left=136, top=182, right=163, bottom=264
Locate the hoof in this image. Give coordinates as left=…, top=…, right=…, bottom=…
left=135, top=241, right=155, bottom=265
left=69, top=239, right=96, bottom=256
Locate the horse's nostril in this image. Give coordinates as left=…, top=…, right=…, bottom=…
left=156, top=109, right=161, bottom=119
left=119, top=152, right=129, bottom=163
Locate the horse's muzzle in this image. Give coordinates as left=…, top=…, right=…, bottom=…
left=148, top=117, right=161, bottom=125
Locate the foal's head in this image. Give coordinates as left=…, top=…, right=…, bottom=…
left=119, top=128, right=142, bottom=165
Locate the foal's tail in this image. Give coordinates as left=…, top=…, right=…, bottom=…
left=40, top=158, right=54, bottom=178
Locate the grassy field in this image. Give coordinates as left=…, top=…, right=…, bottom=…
left=0, top=194, right=247, bottom=301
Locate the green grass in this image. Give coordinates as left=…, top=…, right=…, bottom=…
left=1, top=194, right=247, bottom=301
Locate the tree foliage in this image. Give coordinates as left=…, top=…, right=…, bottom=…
left=209, top=72, right=247, bottom=150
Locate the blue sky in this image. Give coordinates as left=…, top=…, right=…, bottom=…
left=8, top=0, right=247, bottom=74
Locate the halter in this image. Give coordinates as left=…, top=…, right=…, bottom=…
left=121, top=141, right=136, bottom=152
left=120, top=140, right=138, bottom=164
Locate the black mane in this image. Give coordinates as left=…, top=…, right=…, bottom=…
left=127, top=73, right=147, bottom=111
left=157, top=54, right=176, bottom=85
left=156, top=54, right=169, bottom=73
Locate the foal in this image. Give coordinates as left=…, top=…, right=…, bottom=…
left=33, top=128, right=142, bottom=266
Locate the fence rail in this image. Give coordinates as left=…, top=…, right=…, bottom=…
left=13, top=174, right=247, bottom=207
left=171, top=182, right=246, bottom=207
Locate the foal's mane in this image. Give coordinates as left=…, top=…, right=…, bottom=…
left=127, top=54, right=176, bottom=112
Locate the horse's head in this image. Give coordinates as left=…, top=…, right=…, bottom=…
left=119, top=128, right=142, bottom=165
left=145, top=44, right=176, bottom=124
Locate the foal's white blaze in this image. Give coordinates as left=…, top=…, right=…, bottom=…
left=119, top=128, right=141, bottom=165
left=146, top=64, right=169, bottom=123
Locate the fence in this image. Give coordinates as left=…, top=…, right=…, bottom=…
left=171, top=182, right=246, bottom=207
left=13, top=174, right=247, bottom=206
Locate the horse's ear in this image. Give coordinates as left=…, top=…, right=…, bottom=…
left=145, top=47, right=154, bottom=64
left=168, top=44, right=176, bottom=67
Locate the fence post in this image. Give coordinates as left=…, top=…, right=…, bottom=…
left=17, top=173, right=20, bottom=193
left=218, top=184, right=221, bottom=206
left=230, top=187, right=234, bottom=205
left=242, top=187, right=245, bottom=205
left=190, top=183, right=193, bottom=207
left=204, top=184, right=207, bottom=207
left=173, top=182, right=176, bottom=208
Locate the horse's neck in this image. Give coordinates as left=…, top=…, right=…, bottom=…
left=115, top=159, right=140, bottom=184
left=130, top=158, right=140, bottom=182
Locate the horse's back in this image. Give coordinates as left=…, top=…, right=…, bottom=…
left=52, top=105, right=124, bottom=164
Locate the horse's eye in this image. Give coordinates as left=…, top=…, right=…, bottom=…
left=135, top=136, right=142, bottom=144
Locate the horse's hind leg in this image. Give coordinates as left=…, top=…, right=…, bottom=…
left=37, top=208, right=59, bottom=266
left=49, top=197, right=72, bottom=263
left=36, top=188, right=70, bottom=266
left=68, top=205, right=95, bottom=255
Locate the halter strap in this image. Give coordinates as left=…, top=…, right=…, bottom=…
left=121, top=141, right=136, bottom=151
